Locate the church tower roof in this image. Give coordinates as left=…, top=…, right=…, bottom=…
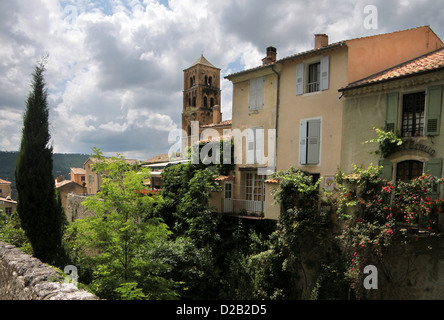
left=185, top=54, right=220, bottom=70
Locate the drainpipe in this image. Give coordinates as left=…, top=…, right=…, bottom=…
left=271, top=64, right=280, bottom=174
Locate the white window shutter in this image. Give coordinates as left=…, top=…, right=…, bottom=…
left=255, top=127, right=264, bottom=164
left=256, top=77, right=265, bottom=110
left=320, top=56, right=329, bottom=91
left=246, top=128, right=255, bottom=164
left=307, top=119, right=321, bottom=164
left=249, top=78, right=257, bottom=110
left=299, top=120, right=307, bottom=164
left=296, top=63, right=304, bottom=95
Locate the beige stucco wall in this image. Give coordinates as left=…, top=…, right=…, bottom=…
left=264, top=182, right=280, bottom=220
left=230, top=68, right=279, bottom=206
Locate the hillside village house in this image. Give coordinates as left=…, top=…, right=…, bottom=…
left=55, top=176, right=84, bottom=219
left=220, top=26, right=444, bottom=220
left=70, top=167, right=86, bottom=186
left=339, top=47, right=444, bottom=193
left=0, top=178, right=16, bottom=215
left=83, top=157, right=139, bottom=195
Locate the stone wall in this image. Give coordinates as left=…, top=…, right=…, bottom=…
left=0, top=242, right=97, bottom=300
left=66, top=193, right=95, bottom=222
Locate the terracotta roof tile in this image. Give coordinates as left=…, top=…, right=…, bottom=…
left=144, top=154, right=170, bottom=164
left=341, top=46, right=444, bottom=91
left=0, top=179, right=11, bottom=184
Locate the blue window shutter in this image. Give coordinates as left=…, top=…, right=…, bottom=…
left=320, top=56, right=329, bottom=91
left=424, top=158, right=442, bottom=178
left=256, top=77, right=264, bottom=110
left=249, top=78, right=257, bottom=110
left=299, top=120, right=307, bottom=164
left=296, top=63, right=304, bottom=95
left=246, top=128, right=255, bottom=164
left=425, top=85, right=442, bottom=136
left=385, top=92, right=399, bottom=133
left=307, top=119, right=321, bottom=164
left=378, top=160, right=393, bottom=181
left=425, top=158, right=442, bottom=194
left=255, top=127, right=264, bottom=164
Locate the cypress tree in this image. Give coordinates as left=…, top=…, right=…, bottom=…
left=15, top=58, right=66, bottom=266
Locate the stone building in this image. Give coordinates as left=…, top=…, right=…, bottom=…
left=181, top=55, right=231, bottom=150
left=0, top=179, right=16, bottom=215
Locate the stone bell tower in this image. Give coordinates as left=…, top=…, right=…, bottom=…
left=182, top=55, right=222, bottom=141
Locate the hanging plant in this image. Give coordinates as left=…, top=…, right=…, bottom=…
left=364, top=127, right=403, bottom=158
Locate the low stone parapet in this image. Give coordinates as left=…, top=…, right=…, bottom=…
left=0, top=242, right=97, bottom=300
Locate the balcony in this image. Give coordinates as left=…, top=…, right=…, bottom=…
left=222, top=198, right=264, bottom=218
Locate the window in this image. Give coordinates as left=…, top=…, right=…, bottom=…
left=296, top=56, right=329, bottom=95
left=307, top=62, right=320, bottom=93
left=299, top=119, right=321, bottom=165
left=249, top=77, right=265, bottom=111
left=245, top=173, right=265, bottom=202
left=396, top=160, right=423, bottom=181
left=401, top=92, right=425, bottom=137
left=385, top=86, right=442, bottom=136
left=224, top=182, right=232, bottom=199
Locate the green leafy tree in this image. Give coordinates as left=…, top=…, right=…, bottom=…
left=14, top=58, right=67, bottom=265
left=66, top=149, right=178, bottom=300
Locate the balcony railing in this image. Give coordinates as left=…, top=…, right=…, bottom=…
left=223, top=198, right=264, bottom=217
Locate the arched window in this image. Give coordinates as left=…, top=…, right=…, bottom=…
left=190, top=77, right=193, bottom=87
left=204, top=96, right=208, bottom=108
left=210, top=98, right=214, bottom=108
left=208, top=76, right=212, bottom=86
left=397, top=160, right=423, bottom=181
left=192, top=96, right=196, bottom=107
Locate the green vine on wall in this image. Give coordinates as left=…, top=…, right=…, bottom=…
left=364, top=127, right=403, bottom=158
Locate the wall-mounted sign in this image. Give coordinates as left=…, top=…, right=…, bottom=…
left=399, top=140, right=435, bottom=156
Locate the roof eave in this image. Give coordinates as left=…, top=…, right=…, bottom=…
left=339, top=66, right=444, bottom=93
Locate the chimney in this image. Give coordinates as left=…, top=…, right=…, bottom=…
left=262, top=46, right=277, bottom=66
left=314, top=34, right=328, bottom=49
left=213, top=105, right=221, bottom=124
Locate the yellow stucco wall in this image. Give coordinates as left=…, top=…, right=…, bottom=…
left=277, top=47, right=349, bottom=178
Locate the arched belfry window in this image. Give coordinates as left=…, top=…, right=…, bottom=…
left=210, top=98, right=214, bottom=108
left=192, top=96, right=196, bottom=107
left=208, top=76, right=212, bottom=86
left=204, top=96, right=208, bottom=108
left=397, top=160, right=423, bottom=181
left=190, top=77, right=193, bottom=87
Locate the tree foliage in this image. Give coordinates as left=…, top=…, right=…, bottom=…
left=14, top=58, right=67, bottom=266
left=65, top=149, right=179, bottom=300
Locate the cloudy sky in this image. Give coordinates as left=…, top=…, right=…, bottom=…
left=1, top=0, right=443, bottom=161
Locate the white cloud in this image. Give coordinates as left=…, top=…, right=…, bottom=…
left=0, top=0, right=443, bottom=160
